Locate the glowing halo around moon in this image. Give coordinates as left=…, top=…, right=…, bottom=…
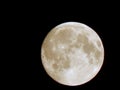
left=41, top=22, right=104, bottom=86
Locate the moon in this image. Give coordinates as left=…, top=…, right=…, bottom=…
left=41, top=22, right=104, bottom=86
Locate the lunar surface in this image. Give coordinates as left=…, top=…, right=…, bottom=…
left=41, top=22, right=104, bottom=86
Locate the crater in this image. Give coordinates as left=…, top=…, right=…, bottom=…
left=94, top=50, right=101, bottom=61
left=52, top=63, right=59, bottom=70
left=96, top=40, right=101, bottom=48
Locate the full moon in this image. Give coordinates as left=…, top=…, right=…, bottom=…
left=41, top=22, right=104, bottom=86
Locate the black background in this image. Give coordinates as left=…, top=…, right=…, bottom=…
left=27, top=1, right=119, bottom=90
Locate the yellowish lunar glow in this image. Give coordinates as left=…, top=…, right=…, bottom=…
left=41, top=22, right=104, bottom=86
